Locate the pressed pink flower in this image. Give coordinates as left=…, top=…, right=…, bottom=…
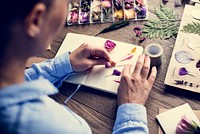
left=133, top=26, right=141, bottom=31
left=102, top=0, right=112, bottom=8
left=69, top=11, right=79, bottom=23
left=104, top=40, right=116, bottom=52
left=176, top=115, right=200, bottom=134
left=136, top=0, right=144, bottom=5
left=133, top=26, right=146, bottom=42
left=120, top=55, right=134, bottom=62
left=114, top=80, right=120, bottom=83
left=139, top=37, right=146, bottom=42
left=136, top=31, right=142, bottom=37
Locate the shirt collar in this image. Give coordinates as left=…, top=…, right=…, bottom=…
left=0, top=77, right=58, bottom=108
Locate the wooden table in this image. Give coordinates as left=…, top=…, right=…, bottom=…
left=35, top=0, right=200, bottom=133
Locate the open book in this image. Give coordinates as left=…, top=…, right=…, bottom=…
left=56, top=33, right=143, bottom=94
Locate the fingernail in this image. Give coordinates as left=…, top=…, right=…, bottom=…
left=152, top=66, right=157, bottom=70
left=105, top=62, right=111, bottom=68
left=111, top=61, right=116, bottom=66
left=141, top=54, right=145, bottom=57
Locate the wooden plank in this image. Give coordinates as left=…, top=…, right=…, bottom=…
left=51, top=93, right=115, bottom=134
left=59, top=82, right=118, bottom=119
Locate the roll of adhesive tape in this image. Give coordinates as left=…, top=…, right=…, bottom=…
left=144, top=44, right=163, bottom=68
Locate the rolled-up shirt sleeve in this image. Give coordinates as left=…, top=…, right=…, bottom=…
left=25, top=52, right=74, bottom=88
left=113, top=104, right=148, bottom=134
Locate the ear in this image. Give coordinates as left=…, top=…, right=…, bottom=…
left=25, top=3, right=46, bottom=37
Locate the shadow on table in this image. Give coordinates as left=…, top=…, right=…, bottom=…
left=165, top=85, right=200, bottom=101
left=58, top=82, right=118, bottom=119
left=59, top=82, right=117, bottom=99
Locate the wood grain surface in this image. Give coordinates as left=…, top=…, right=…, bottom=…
left=36, top=0, right=200, bottom=134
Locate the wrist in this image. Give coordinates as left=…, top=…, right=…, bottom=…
left=69, top=52, right=76, bottom=72
left=118, top=99, right=146, bottom=106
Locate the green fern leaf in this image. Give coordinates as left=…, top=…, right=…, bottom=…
left=181, top=22, right=200, bottom=36
left=155, top=8, right=168, bottom=20
left=142, top=5, right=180, bottom=40
left=160, top=6, right=178, bottom=20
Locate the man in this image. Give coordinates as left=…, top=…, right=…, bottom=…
left=0, top=0, right=157, bottom=133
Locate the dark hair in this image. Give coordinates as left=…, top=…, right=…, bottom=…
left=0, top=0, right=53, bottom=57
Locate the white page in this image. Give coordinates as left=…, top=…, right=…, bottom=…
left=192, top=0, right=200, bottom=3
left=85, top=41, right=143, bottom=93
left=156, top=103, right=200, bottom=134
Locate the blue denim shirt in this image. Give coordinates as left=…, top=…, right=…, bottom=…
left=0, top=52, right=148, bottom=134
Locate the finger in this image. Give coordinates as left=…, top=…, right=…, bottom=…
left=141, top=56, right=151, bottom=79
left=132, top=54, right=145, bottom=76
left=148, top=66, right=157, bottom=83
left=91, top=47, right=117, bottom=66
left=122, top=64, right=132, bottom=76
left=91, top=47, right=114, bottom=62
left=89, top=58, right=108, bottom=66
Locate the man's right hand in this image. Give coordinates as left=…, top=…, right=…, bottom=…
left=117, top=54, right=157, bottom=106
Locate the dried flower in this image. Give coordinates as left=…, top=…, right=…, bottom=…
left=175, top=80, right=184, bottom=85
left=114, top=0, right=123, bottom=10
left=136, top=0, right=144, bottom=5
left=189, top=83, right=193, bottom=87
left=102, top=0, right=112, bottom=8
left=114, top=80, right=120, bottom=83
left=136, top=31, right=142, bottom=37
left=135, top=5, right=147, bottom=18
left=112, top=69, right=121, bottom=76
left=139, top=37, right=146, bottom=42
left=133, top=26, right=141, bottom=31
left=133, top=26, right=146, bottom=42
left=175, top=51, right=193, bottom=64
left=196, top=60, right=200, bottom=68
left=179, top=67, right=188, bottom=76
left=124, top=0, right=134, bottom=9
left=176, top=115, right=200, bottom=134
left=68, top=11, right=79, bottom=23
left=67, top=2, right=80, bottom=24
left=120, top=54, right=134, bottom=62
left=174, top=80, right=199, bottom=88
left=128, top=47, right=137, bottom=54
left=104, top=40, right=116, bottom=51
left=178, top=67, right=194, bottom=77
left=80, top=12, right=90, bottom=23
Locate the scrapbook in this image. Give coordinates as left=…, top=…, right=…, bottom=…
left=56, top=33, right=143, bottom=94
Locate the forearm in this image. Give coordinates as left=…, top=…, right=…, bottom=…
left=113, top=104, right=148, bottom=134
left=25, top=52, right=74, bottom=87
